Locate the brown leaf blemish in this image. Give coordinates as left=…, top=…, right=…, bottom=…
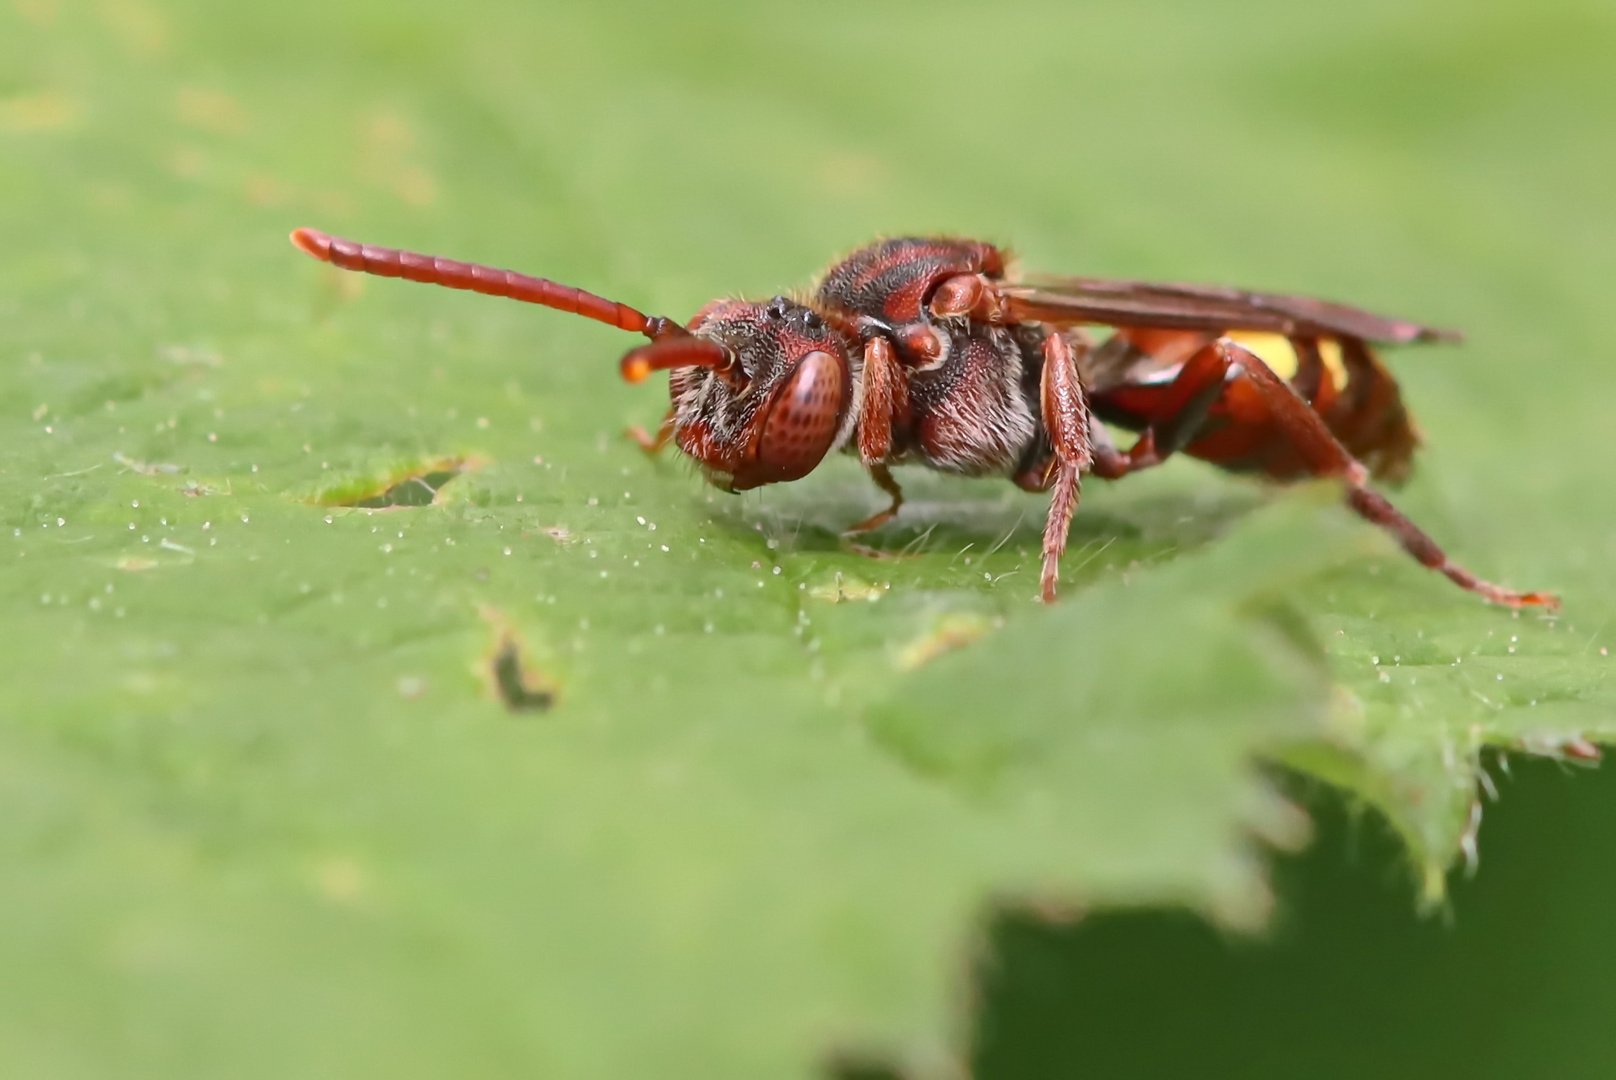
left=893, top=613, right=1000, bottom=671
left=479, top=607, right=556, bottom=713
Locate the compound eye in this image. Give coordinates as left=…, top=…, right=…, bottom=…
left=753, top=350, right=846, bottom=484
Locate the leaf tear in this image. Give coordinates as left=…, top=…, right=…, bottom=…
left=314, top=455, right=480, bottom=509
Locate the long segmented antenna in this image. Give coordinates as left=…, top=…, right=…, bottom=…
left=290, top=227, right=683, bottom=339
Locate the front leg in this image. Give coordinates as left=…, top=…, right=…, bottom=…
left=844, top=463, right=904, bottom=536
left=1038, top=332, right=1094, bottom=602
left=844, top=336, right=908, bottom=536
left=626, top=408, right=675, bottom=454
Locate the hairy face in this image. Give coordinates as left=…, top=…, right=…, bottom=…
left=662, top=297, right=857, bottom=491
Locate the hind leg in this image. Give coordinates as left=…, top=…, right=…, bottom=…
left=1225, top=340, right=1556, bottom=609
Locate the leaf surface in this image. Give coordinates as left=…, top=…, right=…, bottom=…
left=2, top=0, right=1613, bottom=1077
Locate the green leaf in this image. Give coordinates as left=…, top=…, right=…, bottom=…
left=2, top=1, right=1612, bottom=1078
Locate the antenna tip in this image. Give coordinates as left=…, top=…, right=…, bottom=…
left=621, top=355, right=652, bottom=384
left=290, top=227, right=332, bottom=261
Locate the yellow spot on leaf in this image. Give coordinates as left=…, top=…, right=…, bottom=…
left=313, top=856, right=369, bottom=906
left=894, top=613, right=998, bottom=671
left=0, top=90, right=82, bottom=133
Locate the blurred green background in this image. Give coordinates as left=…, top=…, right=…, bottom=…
left=3, top=0, right=1614, bottom=1077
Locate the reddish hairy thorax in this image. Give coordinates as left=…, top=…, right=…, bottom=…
left=289, top=227, right=852, bottom=491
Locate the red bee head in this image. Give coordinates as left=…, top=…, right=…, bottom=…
left=289, top=229, right=852, bottom=492
left=621, top=296, right=853, bottom=491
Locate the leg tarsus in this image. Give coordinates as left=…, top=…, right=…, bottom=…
left=1344, top=486, right=1559, bottom=610
left=843, top=463, right=904, bottom=536
left=1040, top=459, right=1082, bottom=603
left=627, top=410, right=675, bottom=454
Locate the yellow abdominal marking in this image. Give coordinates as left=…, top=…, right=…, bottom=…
left=1227, top=332, right=1347, bottom=391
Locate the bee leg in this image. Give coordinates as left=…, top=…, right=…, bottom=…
left=1228, top=340, right=1558, bottom=610
left=1090, top=340, right=1233, bottom=479
left=843, top=336, right=908, bottom=536
left=626, top=408, right=676, bottom=454
left=843, top=464, right=905, bottom=536
left=1087, top=419, right=1139, bottom=480
left=855, top=336, right=906, bottom=468
left=1038, top=332, right=1094, bottom=602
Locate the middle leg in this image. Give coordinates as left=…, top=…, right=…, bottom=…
left=1089, top=338, right=1233, bottom=480
left=627, top=408, right=675, bottom=453
left=843, top=463, right=905, bottom=536
left=843, top=335, right=909, bottom=537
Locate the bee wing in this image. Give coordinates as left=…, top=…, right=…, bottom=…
left=1001, top=276, right=1461, bottom=345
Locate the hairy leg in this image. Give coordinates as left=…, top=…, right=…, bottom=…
left=843, top=336, right=909, bottom=537
left=1038, top=332, right=1094, bottom=602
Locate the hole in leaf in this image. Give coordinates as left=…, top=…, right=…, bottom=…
left=351, top=469, right=459, bottom=508
left=313, top=455, right=478, bottom=508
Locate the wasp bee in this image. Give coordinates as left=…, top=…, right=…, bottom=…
left=291, top=228, right=1555, bottom=609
